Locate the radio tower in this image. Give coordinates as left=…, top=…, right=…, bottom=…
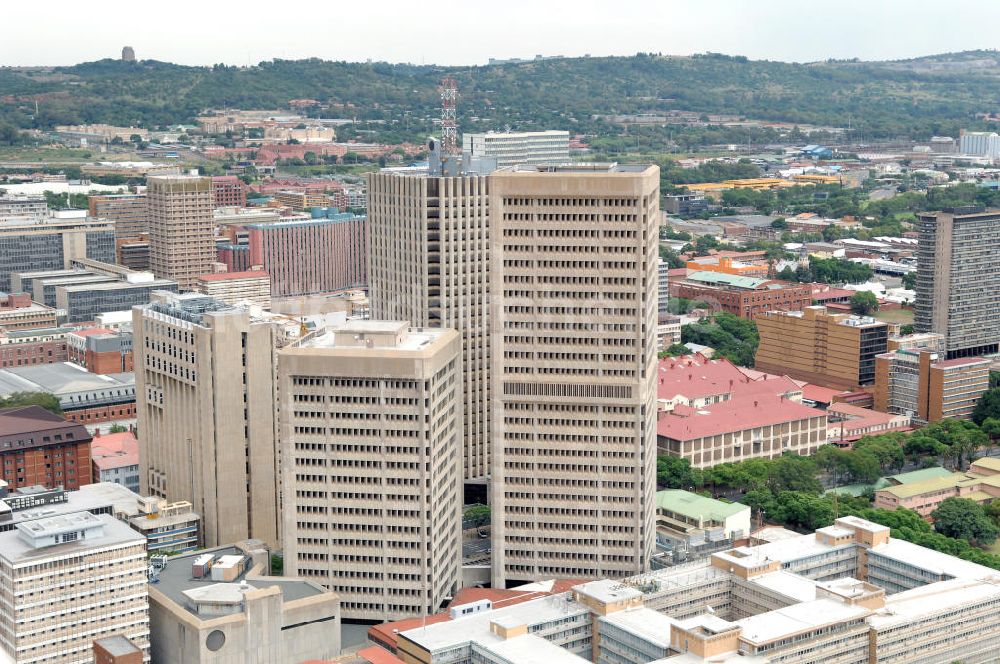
left=440, top=76, right=459, bottom=156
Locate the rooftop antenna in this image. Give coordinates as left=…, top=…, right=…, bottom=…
left=440, top=76, right=459, bottom=157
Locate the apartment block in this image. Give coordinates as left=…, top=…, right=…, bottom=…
left=147, top=174, right=216, bottom=290
left=272, top=189, right=330, bottom=211
left=755, top=306, right=888, bottom=390
left=0, top=214, right=115, bottom=292
left=915, top=207, right=1000, bottom=357
left=246, top=212, right=366, bottom=298
left=669, top=271, right=811, bottom=319
left=0, top=512, right=149, bottom=664
left=367, top=169, right=491, bottom=483
left=194, top=270, right=271, bottom=308
left=278, top=321, right=463, bottom=620
left=210, top=175, right=247, bottom=208
left=134, top=292, right=281, bottom=548
left=490, top=164, right=660, bottom=586
left=462, top=130, right=570, bottom=168
left=0, top=405, right=92, bottom=491
left=374, top=515, right=1000, bottom=664
left=874, top=348, right=989, bottom=423
left=88, top=193, right=148, bottom=240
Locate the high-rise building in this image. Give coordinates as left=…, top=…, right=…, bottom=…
left=874, top=349, right=990, bottom=423
left=279, top=320, right=463, bottom=620
left=245, top=211, right=367, bottom=298
left=462, top=130, right=571, bottom=168
left=755, top=306, right=889, bottom=390
left=489, top=163, right=660, bottom=586
left=0, top=511, right=149, bottom=664
left=147, top=174, right=216, bottom=290
left=0, top=213, right=115, bottom=292
left=134, top=291, right=281, bottom=548
left=914, top=207, right=1000, bottom=357
left=367, top=170, right=492, bottom=484
left=88, top=193, right=148, bottom=240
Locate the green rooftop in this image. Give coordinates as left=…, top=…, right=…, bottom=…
left=882, top=466, right=955, bottom=487
left=655, top=489, right=749, bottom=521
left=878, top=473, right=967, bottom=499
left=686, top=271, right=768, bottom=290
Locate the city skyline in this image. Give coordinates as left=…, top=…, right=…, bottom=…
left=5, top=0, right=1000, bottom=67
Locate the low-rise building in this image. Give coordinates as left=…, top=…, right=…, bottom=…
left=825, top=402, right=911, bottom=446
left=67, top=326, right=134, bottom=374
left=0, top=362, right=135, bottom=428
left=655, top=489, right=751, bottom=549
left=670, top=271, right=811, bottom=319
left=147, top=541, right=341, bottom=664
left=874, top=349, right=989, bottom=423
left=91, top=430, right=140, bottom=492
left=874, top=457, right=1000, bottom=517
left=0, top=292, right=61, bottom=331
left=0, top=326, right=72, bottom=368
left=0, top=405, right=92, bottom=491
left=755, top=306, right=889, bottom=390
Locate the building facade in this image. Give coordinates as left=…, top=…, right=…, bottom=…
left=0, top=216, right=115, bottom=292
left=194, top=270, right=272, bottom=309
left=915, top=207, right=1000, bottom=357
left=669, top=271, right=811, bottom=319
left=367, top=170, right=492, bottom=483
left=134, top=292, right=281, bottom=548
left=0, top=512, right=149, bottom=664
left=874, top=349, right=990, bottom=423
left=0, top=194, right=48, bottom=223
left=489, top=164, right=660, bottom=586
left=147, top=174, right=216, bottom=290
left=756, top=306, right=889, bottom=390
left=0, top=405, right=92, bottom=491
left=245, top=213, right=367, bottom=298
left=67, top=327, right=134, bottom=374
left=279, top=321, right=463, bottom=620
left=210, top=175, right=247, bottom=208
left=88, top=193, right=148, bottom=240
left=462, top=130, right=571, bottom=168
left=90, top=430, right=140, bottom=492
left=0, top=327, right=70, bottom=369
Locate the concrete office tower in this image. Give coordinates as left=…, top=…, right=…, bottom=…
left=367, top=170, right=492, bottom=484
left=88, top=193, right=148, bottom=239
left=147, top=174, right=216, bottom=290
left=874, top=349, right=990, bottom=423
left=462, top=130, right=571, bottom=168
left=0, top=213, right=115, bottom=292
left=0, top=512, right=149, bottom=664
left=279, top=320, right=463, bottom=621
left=134, top=291, right=280, bottom=548
left=490, top=163, right=660, bottom=587
left=915, top=207, right=1000, bottom=357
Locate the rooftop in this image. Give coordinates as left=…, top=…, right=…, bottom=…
left=655, top=490, right=749, bottom=522
left=0, top=362, right=133, bottom=401
left=736, top=598, right=869, bottom=644
left=90, top=431, right=139, bottom=471
left=876, top=473, right=967, bottom=499
left=599, top=607, right=675, bottom=648
left=0, top=512, right=142, bottom=564
left=658, top=393, right=824, bottom=442
left=868, top=576, right=1000, bottom=629
left=197, top=270, right=269, bottom=282
left=747, top=570, right=818, bottom=603
left=882, top=466, right=955, bottom=486
left=684, top=270, right=769, bottom=289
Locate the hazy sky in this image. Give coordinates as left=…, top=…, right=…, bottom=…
left=5, top=0, right=1000, bottom=67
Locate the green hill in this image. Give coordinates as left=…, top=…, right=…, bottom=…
left=3, top=51, right=1000, bottom=140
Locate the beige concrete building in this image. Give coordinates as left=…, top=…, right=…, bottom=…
left=278, top=320, right=463, bottom=620
left=489, top=163, right=660, bottom=586
left=874, top=348, right=990, bottom=423
left=147, top=174, right=216, bottom=290
left=0, top=512, right=149, bottom=664
left=367, top=170, right=492, bottom=483
left=147, top=540, right=340, bottom=664
left=755, top=306, right=888, bottom=390
left=462, top=130, right=570, bottom=169
left=134, top=292, right=281, bottom=548
left=194, top=270, right=272, bottom=309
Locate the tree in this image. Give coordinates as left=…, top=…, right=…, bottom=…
left=931, top=497, right=999, bottom=546
left=981, top=418, right=1000, bottom=457
left=693, top=235, right=719, bottom=256
left=464, top=504, right=491, bottom=528
left=108, top=423, right=128, bottom=434
left=972, top=388, right=1000, bottom=426
left=657, top=455, right=701, bottom=489
left=849, top=291, right=879, bottom=316
left=777, top=266, right=796, bottom=282
left=901, top=271, right=916, bottom=290
left=771, top=218, right=788, bottom=230
left=768, top=454, right=823, bottom=494
left=0, top=391, right=62, bottom=415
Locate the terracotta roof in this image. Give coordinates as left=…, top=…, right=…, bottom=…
left=656, top=355, right=751, bottom=401
left=197, top=270, right=269, bottom=282
left=357, top=647, right=407, bottom=664
left=91, top=431, right=139, bottom=470
left=800, top=383, right=849, bottom=405
left=68, top=327, right=115, bottom=338
left=658, top=393, right=825, bottom=441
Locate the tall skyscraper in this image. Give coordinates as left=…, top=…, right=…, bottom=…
left=915, top=207, right=1000, bottom=357
left=278, top=320, right=463, bottom=620
left=134, top=291, right=281, bottom=548
left=489, top=163, right=660, bottom=586
left=367, top=169, right=492, bottom=484
left=147, top=174, right=215, bottom=290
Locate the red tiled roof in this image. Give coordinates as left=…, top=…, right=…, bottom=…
left=197, top=270, right=269, bottom=282
left=357, top=646, right=407, bottom=664
left=91, top=431, right=139, bottom=471
left=657, top=393, right=825, bottom=441
left=656, top=355, right=751, bottom=401
left=800, top=383, right=848, bottom=405
left=69, top=327, right=115, bottom=338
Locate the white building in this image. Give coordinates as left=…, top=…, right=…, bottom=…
left=959, top=130, right=1000, bottom=159
left=462, top=130, right=570, bottom=168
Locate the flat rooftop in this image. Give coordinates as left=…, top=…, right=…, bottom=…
left=0, top=512, right=142, bottom=564
left=0, top=362, right=133, bottom=398
left=736, top=598, right=869, bottom=644
left=599, top=607, right=676, bottom=648
left=868, top=576, right=1000, bottom=628
left=504, top=162, right=652, bottom=174
left=747, top=570, right=818, bottom=603
left=151, top=545, right=327, bottom=618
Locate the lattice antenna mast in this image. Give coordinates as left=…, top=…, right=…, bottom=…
left=440, top=76, right=459, bottom=156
